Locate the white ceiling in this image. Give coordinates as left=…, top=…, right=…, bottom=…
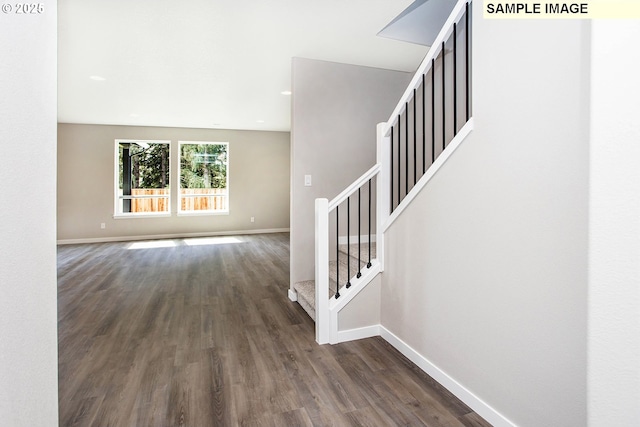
left=58, top=0, right=429, bottom=132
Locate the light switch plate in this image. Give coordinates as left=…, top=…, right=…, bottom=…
left=304, top=175, right=312, bottom=186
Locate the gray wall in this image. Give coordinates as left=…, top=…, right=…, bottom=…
left=381, top=8, right=589, bottom=427
left=338, top=275, right=381, bottom=332
left=58, top=123, right=290, bottom=242
left=0, top=2, right=59, bottom=425
left=290, top=57, right=412, bottom=286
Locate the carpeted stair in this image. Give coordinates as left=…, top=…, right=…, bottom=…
left=293, top=242, right=376, bottom=321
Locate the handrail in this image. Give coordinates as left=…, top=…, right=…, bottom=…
left=383, top=0, right=471, bottom=136
left=328, top=164, right=380, bottom=211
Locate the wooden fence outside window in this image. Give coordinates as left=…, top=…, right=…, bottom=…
left=128, top=188, right=227, bottom=212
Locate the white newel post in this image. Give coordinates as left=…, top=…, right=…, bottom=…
left=315, top=198, right=330, bottom=344
left=376, top=122, right=390, bottom=271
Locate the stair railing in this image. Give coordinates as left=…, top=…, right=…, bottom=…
left=314, top=0, right=473, bottom=345
left=384, top=0, right=473, bottom=224
left=315, top=162, right=380, bottom=344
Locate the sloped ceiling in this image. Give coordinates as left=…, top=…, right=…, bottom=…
left=58, top=0, right=429, bottom=132
left=378, top=0, right=457, bottom=46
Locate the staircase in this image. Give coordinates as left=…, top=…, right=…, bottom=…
left=294, top=242, right=377, bottom=320
left=291, top=0, right=473, bottom=345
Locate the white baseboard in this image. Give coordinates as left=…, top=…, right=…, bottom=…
left=57, top=228, right=290, bottom=245
left=336, top=325, right=380, bottom=343
left=379, top=326, right=516, bottom=427
left=336, top=324, right=515, bottom=426
left=288, top=289, right=298, bottom=302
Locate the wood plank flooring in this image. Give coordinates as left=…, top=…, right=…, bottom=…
left=57, top=233, right=492, bottom=427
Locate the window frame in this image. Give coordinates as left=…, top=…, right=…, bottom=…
left=113, top=139, right=172, bottom=219
left=177, top=141, right=230, bottom=216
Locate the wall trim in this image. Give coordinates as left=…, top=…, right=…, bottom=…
left=57, top=228, right=290, bottom=245
left=336, top=325, right=381, bottom=343
left=379, top=326, right=516, bottom=427
left=288, top=289, right=298, bottom=302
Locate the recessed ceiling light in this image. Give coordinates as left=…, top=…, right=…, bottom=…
left=256, top=120, right=265, bottom=123
left=90, top=75, right=106, bottom=81
left=129, top=113, right=140, bottom=118
left=281, top=90, right=292, bottom=95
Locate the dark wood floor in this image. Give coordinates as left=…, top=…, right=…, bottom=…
left=57, top=233, right=491, bottom=427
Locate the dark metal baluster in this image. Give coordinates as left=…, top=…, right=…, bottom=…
left=397, top=114, right=401, bottom=207
left=413, top=89, right=417, bottom=185
left=466, top=2, right=470, bottom=121
left=453, top=22, right=458, bottom=135
left=346, top=196, right=351, bottom=289
left=405, top=102, right=408, bottom=197
left=431, top=59, right=435, bottom=164
left=390, top=126, right=394, bottom=214
left=335, top=206, right=340, bottom=299
left=367, top=179, right=372, bottom=268
left=357, top=187, right=362, bottom=279
left=442, top=41, right=446, bottom=151
left=422, top=73, right=426, bottom=174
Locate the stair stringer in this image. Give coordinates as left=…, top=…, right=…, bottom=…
left=328, top=260, right=381, bottom=344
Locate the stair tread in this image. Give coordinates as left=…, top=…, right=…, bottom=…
left=329, top=257, right=370, bottom=284
left=294, top=279, right=337, bottom=303
left=293, top=243, right=378, bottom=321
left=338, top=242, right=377, bottom=260
left=293, top=280, right=316, bottom=320
left=294, top=279, right=315, bottom=303
left=294, top=261, right=377, bottom=320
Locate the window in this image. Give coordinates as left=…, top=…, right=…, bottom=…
left=115, top=140, right=170, bottom=216
left=179, top=141, right=229, bottom=214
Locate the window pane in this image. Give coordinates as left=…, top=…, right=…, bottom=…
left=116, top=141, right=170, bottom=215
left=179, top=142, right=228, bottom=213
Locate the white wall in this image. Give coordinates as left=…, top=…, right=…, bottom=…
left=380, top=5, right=589, bottom=426
left=290, top=58, right=412, bottom=288
left=588, top=20, right=640, bottom=426
left=57, top=123, right=290, bottom=242
left=0, top=2, right=59, bottom=425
